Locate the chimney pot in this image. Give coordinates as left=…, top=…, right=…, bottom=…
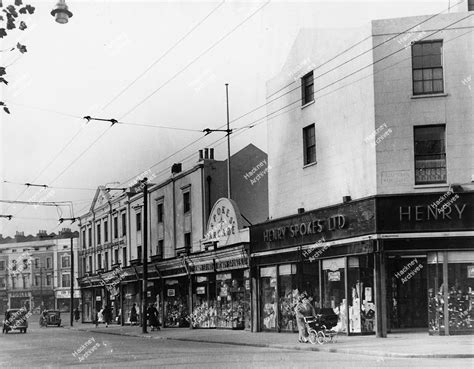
left=209, top=148, right=214, bottom=160
left=204, top=148, right=209, bottom=159
left=199, top=150, right=203, bottom=161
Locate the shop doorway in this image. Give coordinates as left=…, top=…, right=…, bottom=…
left=387, top=256, right=428, bottom=330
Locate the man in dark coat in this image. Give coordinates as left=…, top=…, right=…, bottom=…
left=147, top=303, right=160, bottom=331
left=103, top=305, right=112, bottom=328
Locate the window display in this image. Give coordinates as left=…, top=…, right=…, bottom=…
left=190, top=275, right=216, bottom=328
left=260, top=266, right=277, bottom=331
left=216, top=271, right=248, bottom=329
left=428, top=252, right=474, bottom=335
left=322, top=258, right=347, bottom=333
left=347, top=255, right=375, bottom=333
left=301, top=263, right=320, bottom=308
left=278, top=264, right=297, bottom=332
left=164, top=279, right=189, bottom=327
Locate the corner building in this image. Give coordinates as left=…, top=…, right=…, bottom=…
left=251, top=3, right=474, bottom=336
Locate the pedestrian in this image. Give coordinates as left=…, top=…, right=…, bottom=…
left=103, top=305, right=112, bottom=328
left=147, top=303, right=160, bottom=331
left=130, top=303, right=138, bottom=326
left=294, top=292, right=315, bottom=343
left=93, top=310, right=99, bottom=328
left=98, top=307, right=104, bottom=325
left=74, top=307, right=80, bottom=322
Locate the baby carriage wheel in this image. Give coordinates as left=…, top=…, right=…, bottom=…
left=316, top=330, right=326, bottom=345
left=308, top=329, right=318, bottom=345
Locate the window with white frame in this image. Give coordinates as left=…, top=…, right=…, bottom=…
left=303, top=124, right=316, bottom=165
left=62, top=273, right=71, bottom=287
left=412, top=41, right=443, bottom=95
left=301, top=71, right=314, bottom=105
left=414, top=125, right=446, bottom=184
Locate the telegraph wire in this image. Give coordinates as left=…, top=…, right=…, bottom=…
left=101, top=0, right=226, bottom=110
left=119, top=1, right=271, bottom=120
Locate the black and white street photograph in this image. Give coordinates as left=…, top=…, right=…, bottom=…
left=0, top=0, right=473, bottom=367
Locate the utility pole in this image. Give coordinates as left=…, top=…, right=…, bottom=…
left=141, top=178, right=148, bottom=334
left=225, top=83, right=231, bottom=199
left=70, top=236, right=74, bottom=327
left=202, top=83, right=233, bottom=199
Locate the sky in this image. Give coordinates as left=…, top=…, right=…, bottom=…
left=0, top=0, right=450, bottom=237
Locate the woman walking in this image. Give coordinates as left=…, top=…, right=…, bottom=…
left=294, top=292, right=316, bottom=343
left=130, top=303, right=138, bottom=326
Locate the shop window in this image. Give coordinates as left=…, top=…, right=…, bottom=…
left=215, top=271, right=247, bottom=329
left=414, top=125, right=446, bottom=185
left=412, top=41, right=443, bottom=95
left=191, top=275, right=217, bottom=328
left=347, top=255, right=375, bottom=333
left=278, top=264, right=298, bottom=332
left=260, top=266, right=277, bottom=331
left=301, top=263, right=320, bottom=308
left=301, top=71, right=314, bottom=105
left=428, top=252, right=474, bottom=334
left=322, top=257, right=347, bottom=333
left=164, top=279, right=189, bottom=327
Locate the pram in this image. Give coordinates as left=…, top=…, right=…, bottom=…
left=303, top=308, right=339, bottom=345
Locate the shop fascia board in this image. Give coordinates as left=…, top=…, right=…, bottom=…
left=252, top=231, right=474, bottom=257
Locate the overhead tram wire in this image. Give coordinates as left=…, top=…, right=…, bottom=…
left=101, top=0, right=226, bottom=111
left=265, top=0, right=467, bottom=100
left=119, top=1, right=271, bottom=120
left=117, top=20, right=474, bottom=188
left=38, top=2, right=272, bottom=194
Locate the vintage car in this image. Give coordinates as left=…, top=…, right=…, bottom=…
left=41, top=310, right=62, bottom=327
left=2, top=308, right=29, bottom=334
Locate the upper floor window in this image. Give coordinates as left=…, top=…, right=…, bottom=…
left=157, top=239, right=164, bottom=256
left=97, top=223, right=101, bottom=245
left=122, top=248, right=127, bottom=267
left=301, top=71, right=314, bottom=105
left=137, top=246, right=142, bottom=261
left=82, top=229, right=86, bottom=249
left=303, top=124, right=316, bottom=165
left=0, top=260, right=5, bottom=271
left=157, top=203, right=164, bottom=223
left=104, top=220, right=109, bottom=242
left=46, top=275, right=52, bottom=286
left=35, top=275, right=40, bottom=286
left=114, top=216, right=119, bottom=239
left=97, top=254, right=102, bottom=270
left=34, top=258, right=39, bottom=269
left=46, top=257, right=52, bottom=269
left=184, top=232, right=191, bottom=249
left=62, top=255, right=71, bottom=268
left=114, top=249, right=119, bottom=265
left=1, top=277, right=6, bottom=288
left=88, top=256, right=92, bottom=272
left=62, top=273, right=71, bottom=288
left=414, top=125, right=446, bottom=185
left=88, top=228, right=92, bottom=247
left=11, top=276, right=16, bottom=289
left=136, top=212, right=142, bottom=232
left=104, top=252, right=109, bottom=270
left=469, top=0, right=474, bottom=11
left=122, top=213, right=127, bottom=236
left=183, top=192, right=191, bottom=214
left=412, top=41, right=443, bottom=95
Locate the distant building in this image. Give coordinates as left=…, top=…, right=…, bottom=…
left=0, top=229, right=79, bottom=314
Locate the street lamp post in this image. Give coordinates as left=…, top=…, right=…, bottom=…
left=141, top=179, right=148, bottom=334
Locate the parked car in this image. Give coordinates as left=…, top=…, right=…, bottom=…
left=2, top=308, right=29, bottom=334
left=41, top=310, right=62, bottom=327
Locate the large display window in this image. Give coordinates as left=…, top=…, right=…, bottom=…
left=191, top=275, right=216, bottom=328
left=260, top=266, right=277, bottom=331
left=347, top=255, right=375, bottom=333
left=322, top=257, right=347, bottom=333
left=301, top=262, right=320, bottom=308
left=428, top=251, right=474, bottom=335
left=278, top=264, right=297, bottom=332
left=164, top=278, right=189, bottom=328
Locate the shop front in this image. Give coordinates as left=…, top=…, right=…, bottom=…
left=55, top=290, right=81, bottom=312
left=377, top=191, right=474, bottom=335
left=251, top=198, right=378, bottom=335
left=187, top=198, right=251, bottom=330
left=10, top=291, right=32, bottom=310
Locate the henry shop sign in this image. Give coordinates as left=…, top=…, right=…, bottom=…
left=251, top=199, right=376, bottom=252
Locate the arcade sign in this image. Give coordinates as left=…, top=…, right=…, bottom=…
left=203, top=198, right=244, bottom=244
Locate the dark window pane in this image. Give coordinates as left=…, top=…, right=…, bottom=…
left=413, top=56, right=423, bottom=68
left=412, top=43, right=423, bottom=56
left=422, top=69, right=432, bottom=80
left=413, top=70, right=423, bottom=81
left=422, top=43, right=432, bottom=55
left=423, top=80, right=433, bottom=92
left=414, top=81, right=423, bottom=93
left=433, top=80, right=443, bottom=92
left=414, top=125, right=446, bottom=184
left=433, top=68, right=443, bottom=79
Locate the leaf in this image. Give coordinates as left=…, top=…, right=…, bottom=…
left=6, top=19, right=15, bottom=30
left=0, top=28, right=6, bottom=38
left=0, top=101, right=4, bottom=106
left=6, top=5, right=18, bottom=18
left=16, top=42, right=26, bottom=53
left=15, top=0, right=22, bottom=6
left=25, top=4, right=34, bottom=14
left=19, top=6, right=25, bottom=14
left=0, top=67, right=5, bottom=76
left=0, top=15, right=3, bottom=21
left=4, top=106, right=10, bottom=114
left=0, top=77, right=8, bottom=85
left=19, top=21, right=26, bottom=30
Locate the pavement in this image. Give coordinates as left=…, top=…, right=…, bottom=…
left=63, top=322, right=474, bottom=359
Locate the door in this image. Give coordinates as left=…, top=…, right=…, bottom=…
left=260, top=266, right=277, bottom=331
